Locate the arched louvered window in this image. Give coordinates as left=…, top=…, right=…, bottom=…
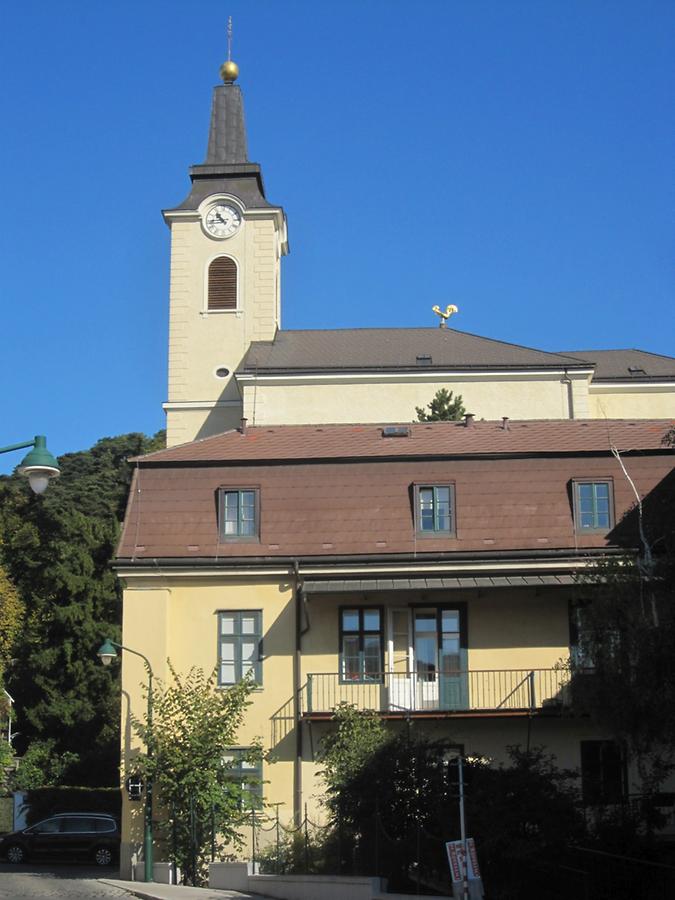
left=208, top=257, right=237, bottom=311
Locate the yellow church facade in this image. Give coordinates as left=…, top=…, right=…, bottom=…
left=160, top=67, right=674, bottom=448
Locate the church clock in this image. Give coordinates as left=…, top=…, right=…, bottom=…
left=204, top=203, right=242, bottom=238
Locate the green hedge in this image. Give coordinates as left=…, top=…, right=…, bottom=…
left=23, top=787, right=121, bottom=826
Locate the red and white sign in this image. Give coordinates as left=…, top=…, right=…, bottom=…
left=446, top=838, right=481, bottom=883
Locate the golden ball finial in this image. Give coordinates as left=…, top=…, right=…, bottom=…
left=220, top=60, right=239, bottom=83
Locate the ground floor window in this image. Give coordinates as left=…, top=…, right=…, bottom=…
left=224, top=747, right=263, bottom=810
left=580, top=740, right=625, bottom=804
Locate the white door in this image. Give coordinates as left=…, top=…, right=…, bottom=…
left=387, top=608, right=414, bottom=711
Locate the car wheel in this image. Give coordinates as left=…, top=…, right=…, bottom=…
left=94, top=846, right=113, bottom=866
left=6, top=844, right=25, bottom=864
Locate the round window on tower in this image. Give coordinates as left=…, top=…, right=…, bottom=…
left=214, top=367, right=230, bottom=379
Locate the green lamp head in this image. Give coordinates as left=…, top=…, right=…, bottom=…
left=18, top=436, right=60, bottom=495
left=97, top=638, right=119, bottom=667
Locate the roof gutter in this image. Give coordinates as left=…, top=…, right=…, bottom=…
left=114, top=547, right=629, bottom=572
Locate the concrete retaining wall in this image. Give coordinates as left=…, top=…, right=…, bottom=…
left=249, top=874, right=384, bottom=900
left=132, top=861, right=179, bottom=883
left=208, top=866, right=385, bottom=900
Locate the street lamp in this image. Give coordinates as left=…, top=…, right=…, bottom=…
left=0, top=435, right=60, bottom=494
left=444, top=750, right=469, bottom=900
left=98, top=638, right=154, bottom=883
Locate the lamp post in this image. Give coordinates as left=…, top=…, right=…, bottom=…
left=444, top=751, right=469, bottom=900
left=98, top=638, right=154, bottom=883
left=0, top=435, right=60, bottom=494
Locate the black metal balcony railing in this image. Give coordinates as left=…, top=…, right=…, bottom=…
left=303, top=668, right=570, bottom=715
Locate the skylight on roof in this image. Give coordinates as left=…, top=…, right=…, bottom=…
left=382, top=426, right=411, bottom=438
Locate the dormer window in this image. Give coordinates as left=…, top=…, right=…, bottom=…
left=218, top=488, right=259, bottom=541
left=572, top=479, right=614, bottom=532
left=414, top=484, right=455, bottom=536
left=208, top=256, right=237, bottom=311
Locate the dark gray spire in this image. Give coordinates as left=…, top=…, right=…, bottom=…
left=205, top=84, right=249, bottom=164
left=165, top=79, right=274, bottom=213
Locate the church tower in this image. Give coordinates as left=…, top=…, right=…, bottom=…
left=162, top=56, right=288, bottom=447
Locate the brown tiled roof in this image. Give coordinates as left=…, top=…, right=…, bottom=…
left=239, top=328, right=592, bottom=374
left=560, top=349, right=675, bottom=383
left=134, top=419, right=674, bottom=465
left=117, top=453, right=675, bottom=561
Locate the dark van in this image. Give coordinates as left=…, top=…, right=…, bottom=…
left=0, top=813, right=119, bottom=866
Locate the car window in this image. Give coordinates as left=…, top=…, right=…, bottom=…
left=61, top=817, right=98, bottom=833
left=93, top=817, right=116, bottom=833
left=32, top=818, right=62, bottom=834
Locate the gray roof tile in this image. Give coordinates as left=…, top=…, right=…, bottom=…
left=560, top=349, right=675, bottom=382
left=239, top=327, right=592, bottom=373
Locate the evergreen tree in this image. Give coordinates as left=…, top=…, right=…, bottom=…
left=415, top=388, right=466, bottom=422
left=0, top=431, right=164, bottom=786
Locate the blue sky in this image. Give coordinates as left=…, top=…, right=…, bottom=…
left=0, top=0, right=672, bottom=471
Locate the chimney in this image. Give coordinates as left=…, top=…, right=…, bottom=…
left=502, top=417, right=510, bottom=431
left=240, top=417, right=248, bottom=435
left=464, top=413, right=475, bottom=428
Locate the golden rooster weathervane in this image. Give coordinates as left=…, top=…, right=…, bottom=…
left=432, top=304, right=459, bottom=329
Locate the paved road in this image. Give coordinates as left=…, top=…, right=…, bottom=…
left=0, top=864, right=130, bottom=899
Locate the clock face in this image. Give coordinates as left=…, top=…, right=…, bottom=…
left=204, top=204, right=242, bottom=238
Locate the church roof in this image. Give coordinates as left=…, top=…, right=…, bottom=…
left=238, top=327, right=593, bottom=375
left=165, top=82, right=273, bottom=212
left=204, top=83, right=248, bottom=165
left=559, top=349, right=675, bottom=383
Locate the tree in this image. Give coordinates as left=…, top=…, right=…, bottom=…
left=0, top=563, right=23, bottom=670
left=9, top=740, right=79, bottom=791
left=569, top=556, right=675, bottom=802
left=415, top=388, right=466, bottom=422
left=0, top=430, right=165, bottom=786
left=317, top=702, right=387, bottom=807
left=569, top=432, right=675, bottom=811
left=318, top=713, right=583, bottom=897
left=133, top=664, right=259, bottom=886
left=0, top=562, right=23, bottom=774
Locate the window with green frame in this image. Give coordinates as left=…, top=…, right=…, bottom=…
left=218, top=488, right=259, bottom=540
left=573, top=480, right=613, bottom=532
left=218, top=610, right=262, bottom=686
left=415, top=484, right=455, bottom=535
left=340, top=607, right=383, bottom=683
left=224, top=747, right=263, bottom=810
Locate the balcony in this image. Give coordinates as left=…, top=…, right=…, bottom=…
left=302, top=668, right=570, bottom=719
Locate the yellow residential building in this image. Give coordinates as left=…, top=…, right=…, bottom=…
left=115, top=418, right=674, bottom=875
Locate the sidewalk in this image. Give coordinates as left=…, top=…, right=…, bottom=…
left=98, top=878, right=276, bottom=900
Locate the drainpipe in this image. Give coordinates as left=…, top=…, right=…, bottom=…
left=293, top=561, right=310, bottom=826
left=562, top=369, right=574, bottom=419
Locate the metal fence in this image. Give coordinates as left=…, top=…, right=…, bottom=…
left=303, top=668, right=570, bottom=715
